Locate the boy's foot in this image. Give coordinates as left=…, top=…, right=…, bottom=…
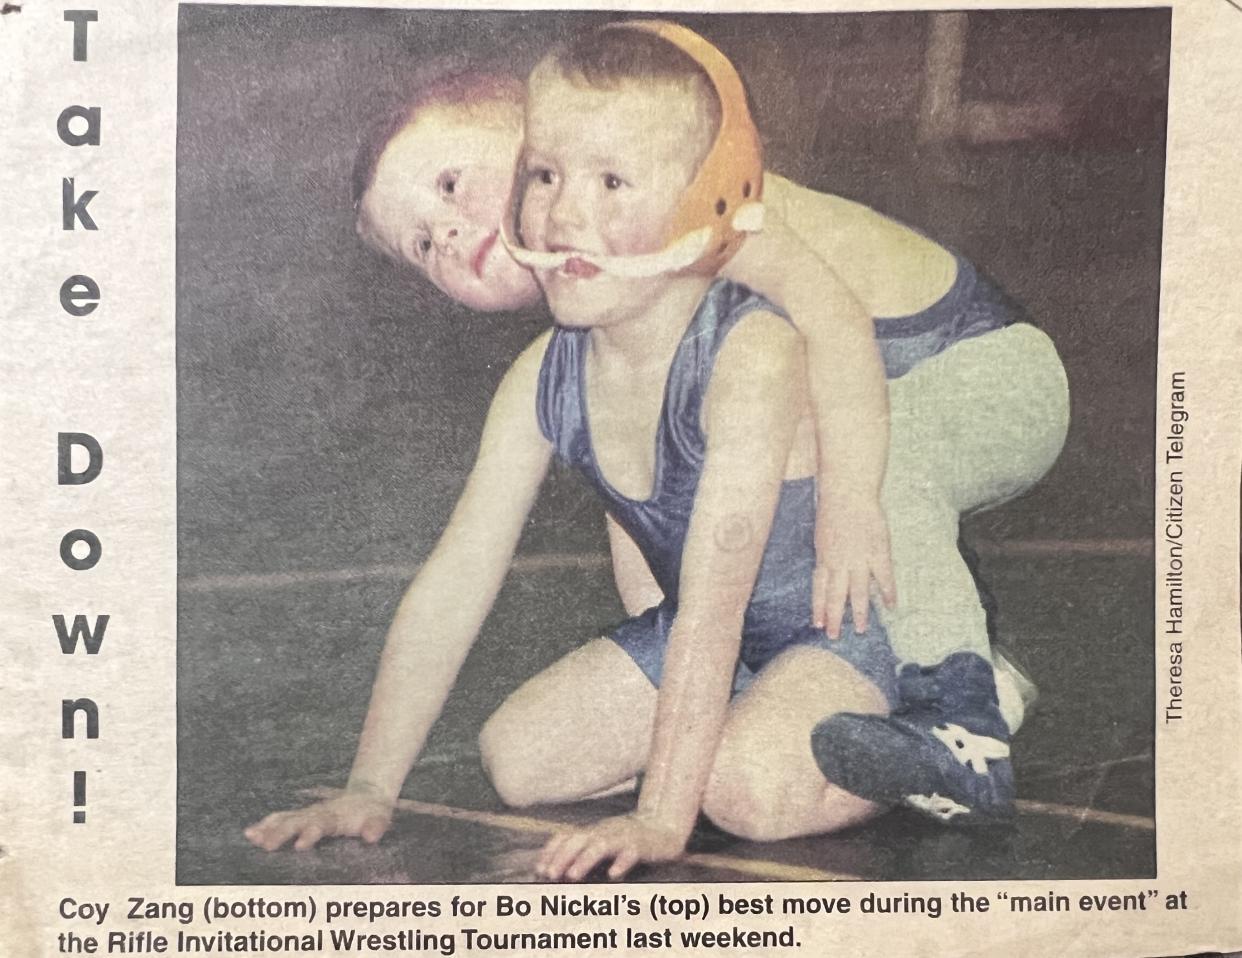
left=993, top=645, right=1039, bottom=734
left=811, top=651, right=1014, bottom=825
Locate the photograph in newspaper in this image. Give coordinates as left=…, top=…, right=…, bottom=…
left=172, top=6, right=1172, bottom=886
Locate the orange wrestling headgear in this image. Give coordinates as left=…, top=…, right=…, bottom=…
left=503, top=19, right=765, bottom=278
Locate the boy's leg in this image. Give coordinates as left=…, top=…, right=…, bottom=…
left=810, top=325, right=1067, bottom=823
left=702, top=645, right=889, bottom=842
left=479, top=638, right=657, bottom=808
left=880, top=323, right=1069, bottom=722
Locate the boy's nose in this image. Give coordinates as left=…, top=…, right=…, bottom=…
left=548, top=184, right=588, bottom=234
left=433, top=223, right=461, bottom=254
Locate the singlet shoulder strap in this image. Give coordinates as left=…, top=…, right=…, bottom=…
left=535, top=326, right=589, bottom=464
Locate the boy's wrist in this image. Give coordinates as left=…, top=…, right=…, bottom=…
left=636, top=810, right=695, bottom=847
left=819, top=484, right=883, bottom=509
left=634, top=795, right=697, bottom=845
left=345, top=777, right=398, bottom=805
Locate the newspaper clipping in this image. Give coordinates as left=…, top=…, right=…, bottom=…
left=2, top=0, right=1240, bottom=955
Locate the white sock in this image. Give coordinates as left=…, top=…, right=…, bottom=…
left=993, top=650, right=1039, bottom=735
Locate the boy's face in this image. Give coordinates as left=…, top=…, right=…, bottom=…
left=359, top=105, right=543, bottom=313
left=519, top=70, right=712, bottom=328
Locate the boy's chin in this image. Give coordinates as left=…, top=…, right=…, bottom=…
left=445, top=278, right=540, bottom=313
left=540, top=268, right=631, bottom=323
left=542, top=286, right=609, bottom=329
left=546, top=305, right=598, bottom=329
left=475, top=289, right=542, bottom=313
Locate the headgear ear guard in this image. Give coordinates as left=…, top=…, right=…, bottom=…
left=502, top=19, right=765, bottom=279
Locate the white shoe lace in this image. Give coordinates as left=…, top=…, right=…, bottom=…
left=931, top=723, right=1011, bottom=774
left=906, top=792, right=971, bottom=821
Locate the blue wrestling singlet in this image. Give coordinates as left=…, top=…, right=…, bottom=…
left=874, top=253, right=1028, bottom=379
left=536, top=279, right=898, bottom=703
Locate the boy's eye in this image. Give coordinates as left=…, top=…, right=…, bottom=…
left=603, top=173, right=623, bottom=191
left=529, top=167, right=554, bottom=186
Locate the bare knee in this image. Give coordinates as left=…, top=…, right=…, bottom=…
left=702, top=648, right=889, bottom=841
left=478, top=639, right=656, bottom=809
left=702, top=732, right=802, bottom=842
left=479, top=705, right=545, bottom=808
left=703, top=774, right=797, bottom=842
left=704, top=764, right=880, bottom=841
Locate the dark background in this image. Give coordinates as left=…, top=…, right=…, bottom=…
left=177, top=6, right=1167, bottom=883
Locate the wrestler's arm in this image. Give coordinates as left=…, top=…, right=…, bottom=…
left=537, top=312, right=801, bottom=879
left=246, top=332, right=554, bottom=851
left=722, top=213, right=896, bottom=634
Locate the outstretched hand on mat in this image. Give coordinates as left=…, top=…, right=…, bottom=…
left=244, top=790, right=393, bottom=851
left=536, top=813, right=686, bottom=881
left=813, top=494, right=897, bottom=638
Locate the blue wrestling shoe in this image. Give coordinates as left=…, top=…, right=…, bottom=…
left=810, top=652, right=1015, bottom=825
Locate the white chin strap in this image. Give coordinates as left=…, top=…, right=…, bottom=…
left=503, top=202, right=764, bottom=279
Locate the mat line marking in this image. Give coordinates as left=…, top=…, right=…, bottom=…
left=1013, top=800, right=1154, bottom=831
left=186, top=538, right=1152, bottom=593
left=305, top=787, right=860, bottom=882
left=1020, top=752, right=1153, bottom=781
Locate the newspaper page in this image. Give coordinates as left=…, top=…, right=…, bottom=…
left=2, top=0, right=1241, bottom=955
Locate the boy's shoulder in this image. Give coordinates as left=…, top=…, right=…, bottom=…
left=494, top=329, right=554, bottom=406
left=693, top=279, right=798, bottom=397
left=514, top=327, right=555, bottom=368
left=703, top=291, right=802, bottom=426
left=702, top=277, right=791, bottom=339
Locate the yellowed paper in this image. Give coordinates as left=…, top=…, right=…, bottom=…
left=2, top=1, right=1240, bottom=956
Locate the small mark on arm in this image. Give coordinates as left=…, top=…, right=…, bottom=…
left=713, top=513, right=755, bottom=553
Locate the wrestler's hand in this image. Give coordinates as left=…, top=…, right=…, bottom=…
left=244, top=789, right=393, bottom=851
left=814, top=494, right=897, bottom=638
left=536, top=813, right=686, bottom=881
